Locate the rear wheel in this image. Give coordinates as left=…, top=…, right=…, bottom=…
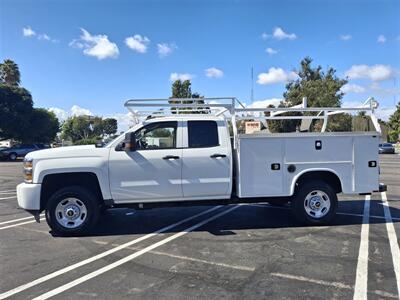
left=45, top=186, right=100, bottom=236
left=292, top=180, right=337, bottom=225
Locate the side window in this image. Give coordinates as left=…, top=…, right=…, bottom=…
left=135, top=121, right=177, bottom=150
left=188, top=121, right=219, bottom=148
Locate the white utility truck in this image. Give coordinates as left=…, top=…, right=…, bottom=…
left=17, top=97, right=386, bottom=235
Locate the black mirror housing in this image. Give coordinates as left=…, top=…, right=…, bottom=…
left=123, top=132, right=136, bottom=151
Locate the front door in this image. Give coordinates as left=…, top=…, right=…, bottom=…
left=109, top=121, right=183, bottom=202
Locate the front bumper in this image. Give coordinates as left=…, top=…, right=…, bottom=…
left=17, top=183, right=41, bottom=210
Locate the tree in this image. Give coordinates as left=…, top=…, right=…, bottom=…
left=387, top=102, right=400, bottom=142
left=25, top=109, right=60, bottom=143
left=169, top=80, right=206, bottom=113
left=61, top=116, right=118, bottom=143
left=0, top=59, right=21, bottom=86
left=0, top=84, right=33, bottom=140
left=267, top=57, right=349, bottom=132
left=102, top=118, right=118, bottom=136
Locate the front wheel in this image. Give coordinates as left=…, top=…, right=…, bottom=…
left=45, top=186, right=100, bottom=236
left=292, top=180, right=337, bottom=225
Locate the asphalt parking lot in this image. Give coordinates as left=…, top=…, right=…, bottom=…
left=0, top=155, right=399, bottom=299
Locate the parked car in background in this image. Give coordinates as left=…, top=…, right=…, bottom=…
left=379, top=143, right=395, bottom=154
left=0, top=144, right=49, bottom=161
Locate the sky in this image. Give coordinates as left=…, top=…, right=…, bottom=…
left=1, top=0, right=400, bottom=130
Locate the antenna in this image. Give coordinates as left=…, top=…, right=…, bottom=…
left=251, top=67, right=254, bottom=104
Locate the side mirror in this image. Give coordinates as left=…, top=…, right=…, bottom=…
left=123, top=132, right=136, bottom=151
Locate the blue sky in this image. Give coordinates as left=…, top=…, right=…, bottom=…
left=1, top=0, right=399, bottom=129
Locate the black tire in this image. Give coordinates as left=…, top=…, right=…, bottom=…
left=292, top=180, right=337, bottom=225
left=8, top=153, right=17, bottom=161
left=45, top=186, right=100, bottom=236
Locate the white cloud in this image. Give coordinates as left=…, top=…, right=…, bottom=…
left=247, top=98, right=282, bottom=108
left=205, top=67, right=224, bottom=78
left=48, top=107, right=134, bottom=132
left=157, top=43, right=177, bottom=57
left=376, top=107, right=396, bottom=121
left=48, top=105, right=93, bottom=121
left=340, top=34, right=352, bottom=41
left=70, top=28, right=119, bottom=60
left=23, top=26, right=36, bottom=37
left=23, top=26, right=58, bottom=42
left=71, top=105, right=93, bottom=116
left=257, top=67, right=298, bottom=85
left=261, top=27, right=297, bottom=41
left=266, top=47, right=278, bottom=55
left=340, top=83, right=366, bottom=94
left=345, top=64, right=395, bottom=81
left=48, top=107, right=69, bottom=121
left=369, top=82, right=400, bottom=96
left=377, top=34, right=386, bottom=43
left=170, top=73, right=193, bottom=82
left=272, top=27, right=297, bottom=40
left=38, top=33, right=50, bottom=41
left=125, top=34, right=150, bottom=53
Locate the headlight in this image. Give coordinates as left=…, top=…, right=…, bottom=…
left=23, top=157, right=33, bottom=183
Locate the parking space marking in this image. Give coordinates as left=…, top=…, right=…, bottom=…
left=0, top=206, right=221, bottom=300
left=0, top=214, right=45, bottom=226
left=0, top=218, right=45, bottom=230
left=247, top=203, right=400, bottom=221
left=32, top=205, right=240, bottom=300
left=111, top=243, right=256, bottom=272
left=271, top=273, right=398, bottom=299
left=0, top=190, right=17, bottom=194
left=382, top=191, right=400, bottom=297
left=353, top=195, right=370, bottom=300
left=0, top=196, right=16, bottom=200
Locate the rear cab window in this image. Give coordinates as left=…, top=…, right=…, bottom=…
left=188, top=121, right=219, bottom=148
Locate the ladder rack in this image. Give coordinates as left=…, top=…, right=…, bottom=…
left=124, top=97, right=381, bottom=134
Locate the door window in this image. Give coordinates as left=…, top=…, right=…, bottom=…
left=135, top=121, right=177, bottom=150
left=188, top=121, right=219, bottom=148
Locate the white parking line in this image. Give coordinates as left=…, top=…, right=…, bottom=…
left=0, top=214, right=45, bottom=226
left=32, top=205, right=240, bottom=300
left=0, top=206, right=221, bottom=299
left=353, top=195, right=370, bottom=300
left=246, top=203, right=400, bottom=221
left=271, top=272, right=398, bottom=299
left=0, top=218, right=45, bottom=230
left=0, top=196, right=16, bottom=200
left=381, top=191, right=400, bottom=297
left=0, top=190, right=17, bottom=194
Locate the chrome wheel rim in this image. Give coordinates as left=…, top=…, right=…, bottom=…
left=55, top=198, right=87, bottom=229
left=304, top=190, right=331, bottom=219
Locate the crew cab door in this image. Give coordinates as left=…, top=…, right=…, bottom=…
left=181, top=120, right=231, bottom=198
left=108, top=121, right=183, bottom=202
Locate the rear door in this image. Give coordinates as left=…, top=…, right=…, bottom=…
left=181, top=120, right=231, bottom=198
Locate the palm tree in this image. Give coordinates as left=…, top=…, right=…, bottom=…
left=0, top=59, right=21, bottom=86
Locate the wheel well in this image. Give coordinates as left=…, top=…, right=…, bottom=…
left=40, top=172, right=103, bottom=211
left=295, top=171, right=342, bottom=194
